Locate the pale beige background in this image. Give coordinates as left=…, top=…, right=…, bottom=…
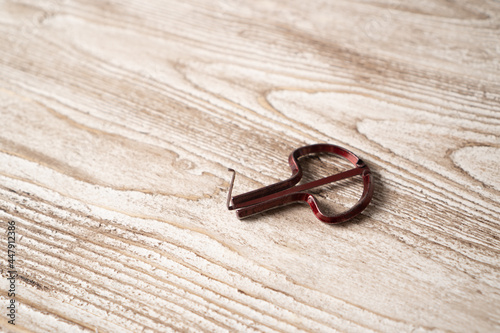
left=0, top=0, right=499, bottom=332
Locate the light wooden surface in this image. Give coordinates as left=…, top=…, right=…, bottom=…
left=1, top=0, right=499, bottom=332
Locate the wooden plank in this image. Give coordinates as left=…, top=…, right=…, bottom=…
left=0, top=0, right=499, bottom=331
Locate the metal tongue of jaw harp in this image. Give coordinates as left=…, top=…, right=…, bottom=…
left=226, top=144, right=373, bottom=224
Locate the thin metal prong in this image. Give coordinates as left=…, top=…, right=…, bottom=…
left=227, top=168, right=236, bottom=210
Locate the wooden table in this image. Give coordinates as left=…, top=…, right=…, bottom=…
left=1, top=1, right=499, bottom=332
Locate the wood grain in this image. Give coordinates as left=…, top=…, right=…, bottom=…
left=0, top=0, right=499, bottom=332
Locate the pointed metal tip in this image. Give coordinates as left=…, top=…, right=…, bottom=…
left=226, top=168, right=237, bottom=210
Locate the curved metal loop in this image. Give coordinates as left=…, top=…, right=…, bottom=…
left=227, top=144, right=374, bottom=224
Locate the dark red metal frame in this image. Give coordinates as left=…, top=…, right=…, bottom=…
left=227, top=144, right=374, bottom=224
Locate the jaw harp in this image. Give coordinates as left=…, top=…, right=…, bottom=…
left=226, top=144, right=373, bottom=224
